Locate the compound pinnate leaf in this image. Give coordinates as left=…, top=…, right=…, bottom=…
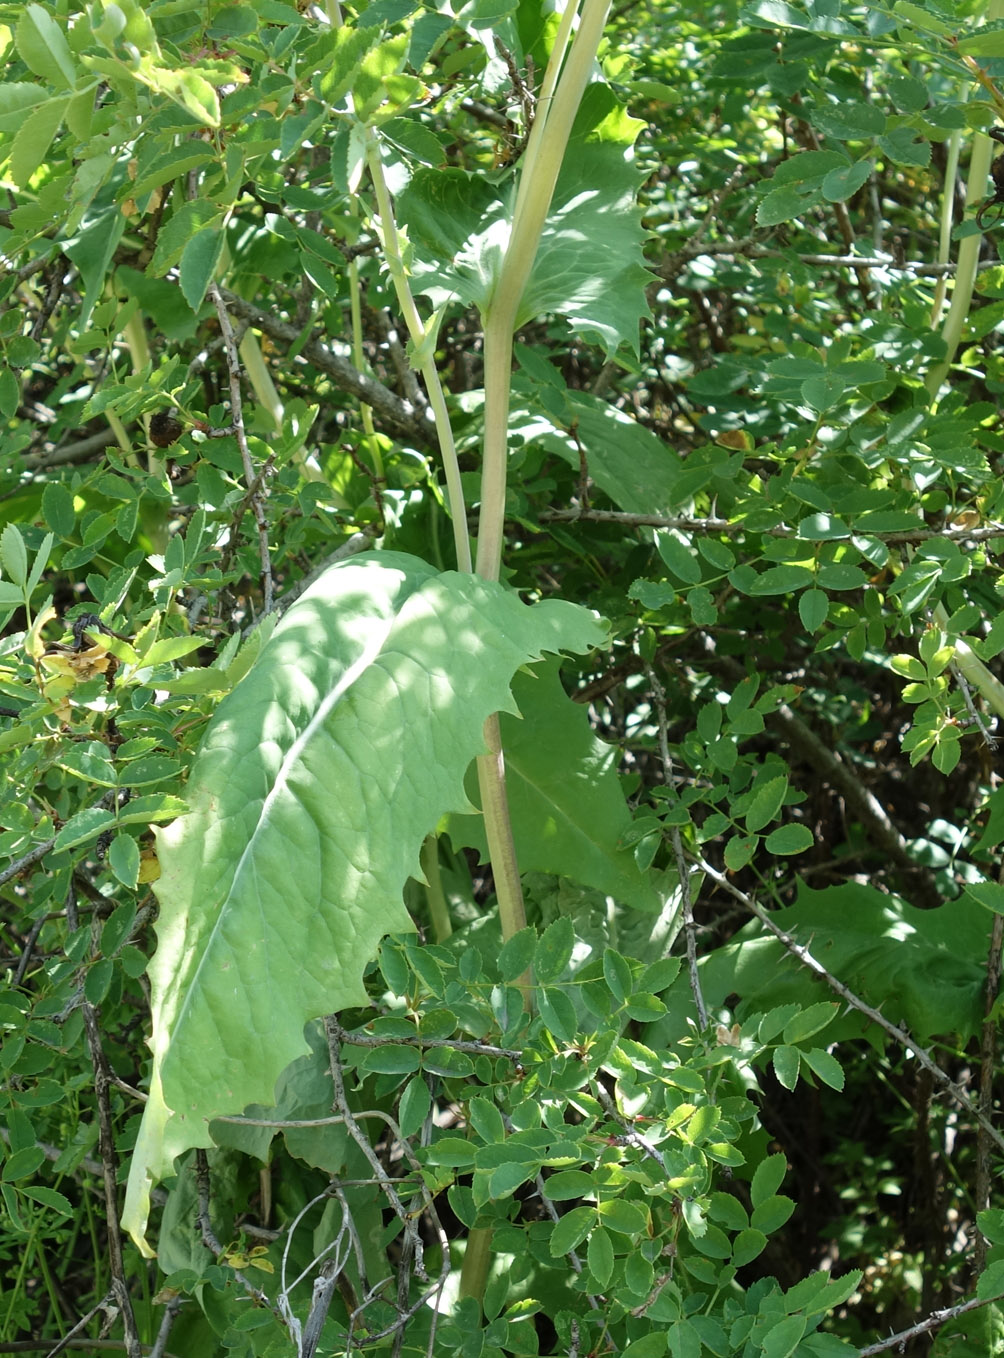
left=123, top=551, right=606, bottom=1251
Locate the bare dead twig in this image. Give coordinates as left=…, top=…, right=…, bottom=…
left=336, top=1027, right=523, bottom=1062
left=41, top=1293, right=115, bottom=1358
left=217, top=289, right=430, bottom=442
left=193, top=1150, right=283, bottom=1314
left=323, top=1020, right=427, bottom=1282
left=645, top=662, right=707, bottom=1030
left=0, top=1344, right=182, bottom=1356
left=975, top=906, right=1004, bottom=1274
left=275, top=1183, right=355, bottom=1357
left=657, top=237, right=978, bottom=277
left=146, top=1295, right=184, bottom=1358
left=64, top=883, right=143, bottom=1358
left=271, top=533, right=378, bottom=608
left=688, top=167, right=747, bottom=258
left=590, top=1079, right=672, bottom=1174
left=0, top=838, right=57, bottom=889
left=323, top=1021, right=451, bottom=1356
left=29, top=256, right=69, bottom=342
left=13, top=911, right=48, bottom=987
left=370, top=308, right=423, bottom=407
left=209, top=283, right=275, bottom=614
left=951, top=657, right=998, bottom=750
left=299, top=1261, right=341, bottom=1358
left=22, top=428, right=118, bottom=470
left=760, top=693, right=942, bottom=906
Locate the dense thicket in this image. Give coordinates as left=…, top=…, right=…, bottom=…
left=2, top=1, right=1004, bottom=1356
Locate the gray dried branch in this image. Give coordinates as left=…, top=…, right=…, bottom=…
left=657, top=237, right=978, bottom=277
left=856, top=1289, right=1004, bottom=1356
left=217, top=289, right=431, bottom=442
left=64, top=883, right=143, bottom=1358
left=209, top=284, right=275, bottom=613
left=194, top=1150, right=284, bottom=1315
left=645, top=661, right=707, bottom=1029
left=540, top=506, right=1004, bottom=546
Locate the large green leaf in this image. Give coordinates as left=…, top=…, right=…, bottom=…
left=123, top=551, right=606, bottom=1252
left=397, top=83, right=650, bottom=353
left=521, top=84, right=652, bottom=353
left=450, top=660, right=660, bottom=911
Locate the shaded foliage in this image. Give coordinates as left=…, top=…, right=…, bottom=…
left=2, top=1, right=1004, bottom=1356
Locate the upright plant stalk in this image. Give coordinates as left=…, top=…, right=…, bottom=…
left=473, top=0, right=612, bottom=950
left=925, top=23, right=1004, bottom=715
left=365, top=132, right=472, bottom=572
left=927, top=0, right=1004, bottom=393
left=928, top=129, right=961, bottom=327
left=924, top=128, right=993, bottom=396
left=475, top=0, right=612, bottom=584
left=420, top=835, right=452, bottom=942
left=462, top=0, right=612, bottom=1311
left=347, top=207, right=383, bottom=482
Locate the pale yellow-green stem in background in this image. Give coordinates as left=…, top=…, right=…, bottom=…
left=924, top=127, right=993, bottom=396
left=217, top=240, right=340, bottom=491
left=929, top=129, right=961, bottom=327
left=508, top=0, right=579, bottom=246
left=932, top=607, right=1004, bottom=719
left=237, top=328, right=284, bottom=435
left=347, top=207, right=383, bottom=482
left=459, top=1219, right=495, bottom=1305
left=105, top=408, right=135, bottom=460
left=122, top=310, right=152, bottom=473
left=926, top=0, right=1004, bottom=393
left=474, top=711, right=531, bottom=987
left=420, top=835, right=452, bottom=943
left=236, top=315, right=341, bottom=490
left=923, top=8, right=1004, bottom=718
left=364, top=130, right=472, bottom=572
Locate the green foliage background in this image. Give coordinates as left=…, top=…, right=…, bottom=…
left=3, top=0, right=1004, bottom=1355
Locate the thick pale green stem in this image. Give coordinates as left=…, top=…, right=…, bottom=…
left=923, top=9, right=1004, bottom=717
left=476, top=0, right=612, bottom=582
left=460, top=3, right=612, bottom=1312
left=472, top=0, right=612, bottom=1011
left=475, top=714, right=529, bottom=974
left=472, top=0, right=613, bottom=1002
left=473, top=0, right=611, bottom=965
left=929, top=130, right=961, bottom=327
left=508, top=0, right=579, bottom=247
